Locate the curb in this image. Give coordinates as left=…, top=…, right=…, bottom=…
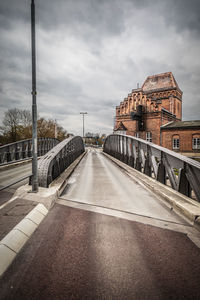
left=103, top=152, right=200, bottom=231
left=11, top=151, right=87, bottom=210
left=0, top=156, right=42, bottom=171
left=0, top=158, right=32, bottom=170
left=0, top=203, right=48, bottom=277
left=0, top=151, right=87, bottom=277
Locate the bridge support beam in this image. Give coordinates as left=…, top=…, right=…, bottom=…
left=157, top=162, right=166, bottom=184
left=178, top=167, right=191, bottom=198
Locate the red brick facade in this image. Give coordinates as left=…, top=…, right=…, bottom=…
left=161, top=122, right=200, bottom=157
left=114, top=72, right=200, bottom=156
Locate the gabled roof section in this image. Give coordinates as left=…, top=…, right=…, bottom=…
left=161, top=120, right=200, bottom=129
left=115, top=121, right=127, bottom=131
left=142, top=72, right=182, bottom=93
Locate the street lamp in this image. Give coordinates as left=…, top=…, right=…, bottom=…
left=31, top=0, right=38, bottom=192
left=80, top=112, right=87, bottom=138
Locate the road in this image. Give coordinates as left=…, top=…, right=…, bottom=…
left=0, top=162, right=31, bottom=205
left=0, top=148, right=200, bottom=299
left=60, top=148, right=188, bottom=224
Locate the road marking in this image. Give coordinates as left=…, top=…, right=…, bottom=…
left=0, top=196, right=18, bottom=210
left=57, top=197, right=200, bottom=248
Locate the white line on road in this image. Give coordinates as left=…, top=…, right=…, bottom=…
left=0, top=196, right=18, bottom=210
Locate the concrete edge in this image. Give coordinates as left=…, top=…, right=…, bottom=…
left=50, top=150, right=87, bottom=197
left=103, top=152, right=200, bottom=231
left=10, top=150, right=87, bottom=210
left=0, top=203, right=48, bottom=277
left=0, top=158, right=32, bottom=171
left=0, top=156, right=43, bottom=171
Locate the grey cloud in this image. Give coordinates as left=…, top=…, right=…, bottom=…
left=0, top=0, right=200, bottom=135
left=37, top=0, right=126, bottom=34
left=162, top=0, right=200, bottom=34
left=0, top=1, right=29, bottom=24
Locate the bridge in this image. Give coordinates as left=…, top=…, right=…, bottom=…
left=0, top=135, right=200, bottom=299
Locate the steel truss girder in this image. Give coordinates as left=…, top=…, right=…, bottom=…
left=0, top=138, right=60, bottom=165
left=103, top=134, right=200, bottom=202
left=38, top=136, right=85, bottom=187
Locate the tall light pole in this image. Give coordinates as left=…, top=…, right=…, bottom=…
left=31, top=0, right=38, bottom=192
left=54, top=119, right=58, bottom=139
left=80, top=112, right=87, bottom=138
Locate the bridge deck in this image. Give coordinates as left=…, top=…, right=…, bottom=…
left=0, top=148, right=200, bottom=299
left=60, top=148, right=187, bottom=225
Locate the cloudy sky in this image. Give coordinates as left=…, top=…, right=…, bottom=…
left=0, top=0, right=200, bottom=136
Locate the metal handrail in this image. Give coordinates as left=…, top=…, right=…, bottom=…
left=103, top=134, right=200, bottom=202
left=0, top=138, right=60, bottom=165
left=38, top=136, right=84, bottom=187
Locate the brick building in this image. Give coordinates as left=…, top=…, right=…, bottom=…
left=114, top=72, right=200, bottom=156
left=161, top=120, right=200, bottom=157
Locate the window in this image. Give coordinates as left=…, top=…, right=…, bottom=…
left=173, top=138, right=180, bottom=149
left=135, top=132, right=139, bottom=138
left=146, top=132, right=152, bottom=142
left=115, top=130, right=126, bottom=135
left=193, top=137, right=200, bottom=149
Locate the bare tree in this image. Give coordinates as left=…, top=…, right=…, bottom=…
left=20, top=109, right=32, bottom=127
left=2, top=108, right=21, bottom=142
left=37, top=118, right=68, bottom=141
left=20, top=109, right=32, bottom=139
left=0, top=108, right=68, bottom=144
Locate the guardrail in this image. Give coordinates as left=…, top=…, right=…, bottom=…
left=103, top=134, right=200, bottom=202
left=38, top=136, right=85, bottom=187
left=0, top=138, right=60, bottom=165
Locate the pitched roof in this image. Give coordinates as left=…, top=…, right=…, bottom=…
left=161, top=120, right=200, bottom=129
left=142, top=72, right=181, bottom=93
left=115, top=121, right=127, bottom=131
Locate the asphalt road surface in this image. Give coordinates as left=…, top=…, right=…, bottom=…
left=0, top=149, right=200, bottom=299
left=0, top=162, right=31, bottom=205
left=61, top=148, right=187, bottom=224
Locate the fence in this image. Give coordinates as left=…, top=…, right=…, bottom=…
left=0, top=138, right=60, bottom=165
left=104, top=134, right=200, bottom=202
left=38, top=136, right=85, bottom=187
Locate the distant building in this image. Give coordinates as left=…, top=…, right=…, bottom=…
left=114, top=72, right=200, bottom=157
left=161, top=120, right=200, bottom=157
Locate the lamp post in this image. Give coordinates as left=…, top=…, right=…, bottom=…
left=31, top=0, right=38, bottom=192
left=54, top=119, right=57, bottom=139
left=80, top=112, right=87, bottom=138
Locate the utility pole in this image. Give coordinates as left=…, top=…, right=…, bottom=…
left=31, top=0, right=38, bottom=192
left=80, top=112, right=87, bottom=138
left=54, top=119, right=58, bottom=139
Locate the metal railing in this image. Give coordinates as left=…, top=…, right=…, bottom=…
left=0, top=138, right=60, bottom=165
left=38, top=136, right=85, bottom=187
left=104, top=134, right=200, bottom=202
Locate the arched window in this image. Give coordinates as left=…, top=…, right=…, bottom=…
left=192, top=134, right=200, bottom=149
left=173, top=135, right=180, bottom=150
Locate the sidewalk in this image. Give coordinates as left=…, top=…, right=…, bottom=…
left=0, top=197, right=38, bottom=241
